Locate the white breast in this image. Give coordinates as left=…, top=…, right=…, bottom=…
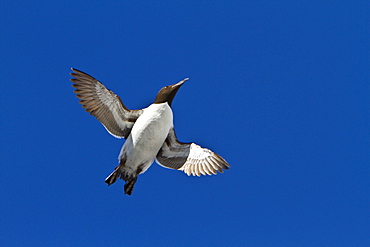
left=119, top=103, right=173, bottom=174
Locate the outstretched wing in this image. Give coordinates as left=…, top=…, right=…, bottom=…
left=156, top=128, right=230, bottom=176
left=70, top=68, right=143, bottom=139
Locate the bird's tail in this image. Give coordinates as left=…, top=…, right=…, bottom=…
left=104, top=166, right=138, bottom=195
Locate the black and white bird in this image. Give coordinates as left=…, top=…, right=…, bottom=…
left=71, top=68, right=230, bottom=195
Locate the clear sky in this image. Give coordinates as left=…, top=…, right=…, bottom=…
left=1, top=1, right=369, bottom=246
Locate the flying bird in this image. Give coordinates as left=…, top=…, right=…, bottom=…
left=71, top=68, right=230, bottom=195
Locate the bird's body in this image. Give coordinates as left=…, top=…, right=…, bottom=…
left=71, top=68, right=229, bottom=195
left=107, top=103, right=173, bottom=194
left=120, top=103, right=173, bottom=176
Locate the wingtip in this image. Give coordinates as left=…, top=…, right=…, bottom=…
left=70, top=68, right=78, bottom=77
left=70, top=67, right=84, bottom=74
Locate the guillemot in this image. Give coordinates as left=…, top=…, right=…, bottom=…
left=71, top=68, right=230, bottom=195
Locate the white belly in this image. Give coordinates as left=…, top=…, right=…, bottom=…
left=119, top=103, right=173, bottom=175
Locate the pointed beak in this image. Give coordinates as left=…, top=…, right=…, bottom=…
left=171, top=78, right=189, bottom=89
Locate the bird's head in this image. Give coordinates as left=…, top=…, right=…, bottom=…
left=154, top=78, right=189, bottom=106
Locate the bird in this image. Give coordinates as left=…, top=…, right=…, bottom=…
left=70, top=68, right=230, bottom=195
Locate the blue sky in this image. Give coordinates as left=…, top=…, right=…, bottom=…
left=1, top=1, right=369, bottom=246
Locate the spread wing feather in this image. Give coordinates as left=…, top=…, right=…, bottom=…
left=156, top=128, right=230, bottom=176
left=70, top=68, right=143, bottom=139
